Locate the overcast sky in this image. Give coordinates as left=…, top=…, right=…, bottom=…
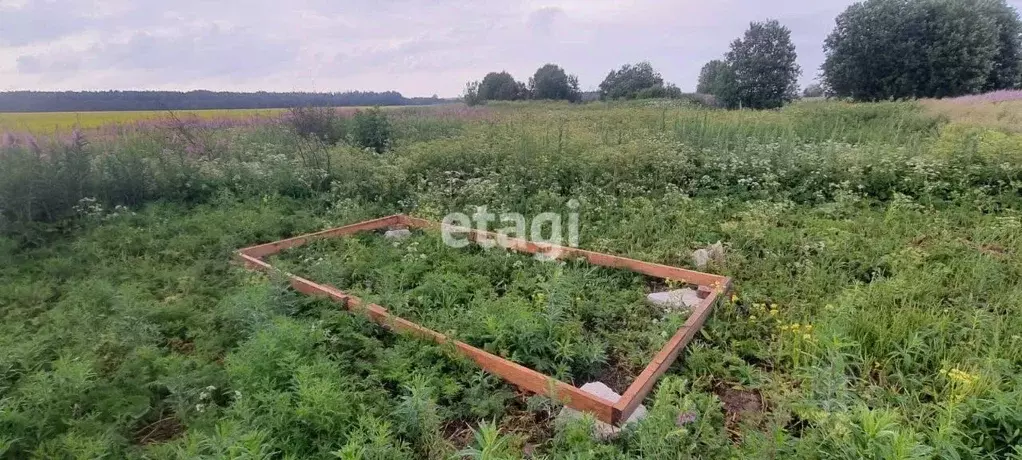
left=3, top=0, right=1022, bottom=97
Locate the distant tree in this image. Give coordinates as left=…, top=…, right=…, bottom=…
left=478, top=71, right=528, bottom=101
left=725, top=20, right=801, bottom=109
left=463, top=81, right=482, bottom=106
left=823, top=0, right=1021, bottom=101
left=802, top=83, right=826, bottom=98
left=696, top=60, right=738, bottom=104
left=529, top=64, right=581, bottom=102
left=598, top=62, right=666, bottom=100
left=633, top=83, right=683, bottom=99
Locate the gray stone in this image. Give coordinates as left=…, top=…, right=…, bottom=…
left=692, top=241, right=725, bottom=270
left=555, top=382, right=647, bottom=441
left=646, top=288, right=702, bottom=310
left=384, top=228, right=412, bottom=240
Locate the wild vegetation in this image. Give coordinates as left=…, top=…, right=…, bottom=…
left=1, top=97, right=1021, bottom=458
left=823, top=0, right=1022, bottom=100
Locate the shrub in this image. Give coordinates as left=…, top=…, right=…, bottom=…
left=286, top=106, right=346, bottom=144
left=352, top=107, right=391, bottom=153
left=599, top=62, right=677, bottom=100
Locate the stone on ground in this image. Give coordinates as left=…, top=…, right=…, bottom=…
left=555, top=382, right=647, bottom=441
left=646, top=288, right=702, bottom=310
left=384, top=228, right=412, bottom=240
left=692, top=241, right=725, bottom=270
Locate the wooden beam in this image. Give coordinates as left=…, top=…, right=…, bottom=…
left=613, top=291, right=720, bottom=422
left=239, top=214, right=403, bottom=258
left=236, top=214, right=732, bottom=426
left=283, top=271, right=619, bottom=423
left=403, top=217, right=728, bottom=287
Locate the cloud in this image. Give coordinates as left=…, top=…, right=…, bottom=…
left=15, top=24, right=298, bottom=85
left=3, top=0, right=1020, bottom=95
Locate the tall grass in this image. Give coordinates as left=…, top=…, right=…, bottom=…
left=2, top=100, right=1022, bottom=458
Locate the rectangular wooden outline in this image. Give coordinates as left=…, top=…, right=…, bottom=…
left=237, top=214, right=732, bottom=425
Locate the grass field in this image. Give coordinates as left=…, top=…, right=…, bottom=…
left=0, top=108, right=286, bottom=133
left=1, top=99, right=1021, bottom=459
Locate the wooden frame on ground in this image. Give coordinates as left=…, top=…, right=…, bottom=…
left=236, top=214, right=732, bottom=425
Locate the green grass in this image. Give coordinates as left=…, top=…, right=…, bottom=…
left=1, top=100, right=1021, bottom=458
left=270, top=230, right=691, bottom=386
left=0, top=108, right=284, bottom=132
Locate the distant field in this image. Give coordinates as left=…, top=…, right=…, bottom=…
left=0, top=108, right=287, bottom=132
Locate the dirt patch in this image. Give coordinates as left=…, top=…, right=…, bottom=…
left=958, top=237, right=1010, bottom=257
left=980, top=243, right=1009, bottom=257
left=714, top=385, right=764, bottom=439
left=645, top=276, right=672, bottom=293
left=444, top=392, right=557, bottom=456
left=441, top=419, right=475, bottom=450
left=500, top=391, right=557, bottom=448
left=591, top=357, right=637, bottom=395
left=133, top=414, right=185, bottom=445
left=167, top=338, right=195, bottom=354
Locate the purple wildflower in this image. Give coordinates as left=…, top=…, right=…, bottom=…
left=1, top=131, right=14, bottom=149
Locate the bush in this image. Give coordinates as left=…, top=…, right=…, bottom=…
left=599, top=62, right=676, bottom=100
left=634, top=84, right=684, bottom=100
left=351, top=108, right=392, bottom=153
left=287, top=106, right=346, bottom=144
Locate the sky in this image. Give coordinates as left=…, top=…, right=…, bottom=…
left=2, top=0, right=1021, bottom=97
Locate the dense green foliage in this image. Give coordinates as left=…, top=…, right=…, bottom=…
left=724, top=20, right=801, bottom=109
left=823, top=0, right=1022, bottom=100
left=698, top=20, right=800, bottom=109
left=351, top=108, right=392, bottom=153
left=529, top=64, right=582, bottom=102
left=598, top=62, right=681, bottom=100
left=272, top=232, right=691, bottom=382
left=477, top=72, right=529, bottom=102
left=2, top=100, right=1022, bottom=458
left=285, top=106, right=393, bottom=152
left=696, top=60, right=734, bottom=99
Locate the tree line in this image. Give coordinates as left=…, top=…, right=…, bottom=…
left=0, top=91, right=444, bottom=113
left=696, top=0, right=1022, bottom=108
left=464, top=62, right=684, bottom=105
left=471, top=0, right=1022, bottom=109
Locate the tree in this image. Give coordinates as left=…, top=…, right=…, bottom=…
left=822, top=0, right=1020, bottom=101
left=477, top=71, right=528, bottom=101
left=696, top=60, right=737, bottom=104
left=463, top=81, right=482, bottom=106
left=725, top=20, right=801, bottom=109
left=802, top=83, right=826, bottom=98
left=980, top=0, right=1022, bottom=91
left=598, top=62, right=665, bottom=100
left=529, top=64, right=581, bottom=102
